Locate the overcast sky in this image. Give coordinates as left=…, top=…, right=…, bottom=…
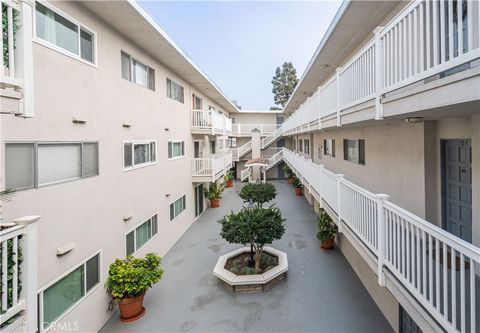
left=140, top=1, right=342, bottom=110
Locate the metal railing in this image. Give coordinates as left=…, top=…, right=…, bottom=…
left=283, top=0, right=480, bottom=134
left=283, top=148, right=478, bottom=333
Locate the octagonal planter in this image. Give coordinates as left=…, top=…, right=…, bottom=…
left=213, top=246, right=288, bottom=293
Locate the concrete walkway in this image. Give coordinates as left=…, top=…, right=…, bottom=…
left=101, top=180, right=393, bottom=333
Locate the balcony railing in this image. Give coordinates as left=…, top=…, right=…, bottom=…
left=283, top=148, right=478, bottom=333
left=191, top=153, right=232, bottom=181
left=283, top=0, right=480, bottom=134
left=191, top=110, right=232, bottom=135
left=0, top=0, right=34, bottom=117
left=231, top=124, right=280, bottom=137
left=231, top=140, right=252, bottom=161
left=0, top=216, right=40, bottom=333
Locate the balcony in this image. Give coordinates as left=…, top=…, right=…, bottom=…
left=283, top=0, right=480, bottom=135
left=191, top=109, right=232, bottom=135
left=231, top=123, right=280, bottom=137
left=191, top=153, right=232, bottom=182
left=0, top=0, right=34, bottom=117
left=282, top=148, right=479, bottom=333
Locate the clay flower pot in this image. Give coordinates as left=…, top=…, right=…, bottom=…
left=118, top=294, right=146, bottom=322
left=288, top=177, right=296, bottom=185
left=320, top=238, right=335, bottom=250
left=226, top=180, right=234, bottom=188
left=295, top=187, right=303, bottom=196
left=210, top=198, right=220, bottom=208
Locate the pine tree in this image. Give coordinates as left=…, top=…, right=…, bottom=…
left=271, top=62, right=299, bottom=109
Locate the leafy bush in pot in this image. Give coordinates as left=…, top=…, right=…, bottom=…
left=316, top=209, right=338, bottom=242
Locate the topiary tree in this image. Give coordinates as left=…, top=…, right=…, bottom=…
left=218, top=206, right=285, bottom=272
left=238, top=183, right=277, bottom=208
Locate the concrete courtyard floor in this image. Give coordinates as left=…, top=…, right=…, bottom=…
left=101, top=180, right=393, bottom=332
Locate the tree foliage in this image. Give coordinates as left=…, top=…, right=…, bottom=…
left=218, top=206, right=285, bottom=272
left=2, top=5, right=19, bottom=68
left=271, top=62, right=299, bottom=109
left=238, top=183, right=277, bottom=208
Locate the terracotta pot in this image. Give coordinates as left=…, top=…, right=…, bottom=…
left=288, top=177, right=296, bottom=185
left=210, top=198, right=220, bottom=208
left=320, top=238, right=335, bottom=249
left=118, top=294, right=146, bottom=322
left=295, top=187, right=303, bottom=196
left=226, top=180, right=234, bottom=188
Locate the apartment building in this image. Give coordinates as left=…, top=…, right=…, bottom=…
left=281, top=1, right=479, bottom=332
left=0, top=0, right=479, bottom=333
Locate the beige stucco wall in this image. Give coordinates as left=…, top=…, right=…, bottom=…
left=232, top=112, right=279, bottom=125
left=0, top=1, right=227, bottom=332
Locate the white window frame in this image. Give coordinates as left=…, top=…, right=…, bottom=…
left=170, top=194, right=186, bottom=222
left=324, top=139, right=335, bottom=157
left=166, top=78, right=184, bottom=103
left=33, top=0, right=98, bottom=67
left=123, top=140, right=157, bottom=171
left=125, top=214, right=158, bottom=256
left=167, top=140, right=186, bottom=160
left=38, top=250, right=102, bottom=332
left=5, top=141, right=99, bottom=190
left=121, top=51, right=155, bottom=90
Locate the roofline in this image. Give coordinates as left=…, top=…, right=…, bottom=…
left=127, top=0, right=240, bottom=113
left=238, top=110, right=283, bottom=114
left=283, top=0, right=351, bottom=114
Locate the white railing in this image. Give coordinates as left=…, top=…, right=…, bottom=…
left=282, top=148, right=478, bottom=333
left=231, top=140, right=252, bottom=161
left=240, top=168, right=251, bottom=181
left=0, top=216, right=40, bottom=333
left=191, top=110, right=232, bottom=134
left=266, top=149, right=283, bottom=170
left=283, top=0, right=480, bottom=134
left=261, top=126, right=284, bottom=148
left=0, top=0, right=35, bottom=117
left=231, top=124, right=280, bottom=137
left=192, top=153, right=232, bottom=180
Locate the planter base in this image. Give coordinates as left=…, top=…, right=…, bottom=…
left=120, top=307, right=146, bottom=322
left=320, top=238, right=335, bottom=249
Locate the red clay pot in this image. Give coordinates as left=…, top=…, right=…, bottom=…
left=295, top=187, right=303, bottom=196
left=288, top=177, right=296, bottom=185
left=118, top=294, right=146, bottom=322
left=321, top=238, right=335, bottom=249
left=210, top=198, right=220, bottom=208
left=226, top=180, right=234, bottom=188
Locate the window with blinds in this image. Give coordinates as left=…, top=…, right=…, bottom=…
left=124, top=141, right=156, bottom=169
left=166, top=78, right=184, bottom=103
left=121, top=51, right=155, bottom=90
left=167, top=141, right=185, bottom=159
left=125, top=215, right=158, bottom=255
left=5, top=142, right=98, bottom=190
left=343, top=139, right=365, bottom=165
left=170, top=195, right=186, bottom=221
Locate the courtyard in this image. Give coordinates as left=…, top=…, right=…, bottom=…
left=101, top=180, right=392, bottom=332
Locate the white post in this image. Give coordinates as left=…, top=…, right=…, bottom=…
left=374, top=26, right=384, bottom=120
left=318, top=164, right=324, bottom=208
left=336, top=174, right=345, bottom=232
left=376, top=194, right=389, bottom=286
left=14, top=215, right=41, bottom=333
left=336, top=67, right=342, bottom=127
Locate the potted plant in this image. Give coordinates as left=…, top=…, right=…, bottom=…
left=293, top=178, right=303, bottom=196
left=224, top=170, right=235, bottom=188
left=316, top=209, right=338, bottom=249
left=105, top=253, right=164, bottom=322
left=283, top=164, right=296, bottom=184
left=204, top=181, right=225, bottom=208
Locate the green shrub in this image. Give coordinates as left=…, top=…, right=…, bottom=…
left=316, top=209, right=338, bottom=241
left=283, top=164, right=294, bottom=178
left=239, top=183, right=277, bottom=208
left=105, top=253, right=164, bottom=300
left=2, top=5, right=19, bottom=68
left=204, top=182, right=225, bottom=200
left=293, top=178, right=303, bottom=188
left=224, top=170, right=234, bottom=181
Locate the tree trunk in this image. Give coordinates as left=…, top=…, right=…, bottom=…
left=254, top=246, right=263, bottom=273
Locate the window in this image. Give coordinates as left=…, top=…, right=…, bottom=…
left=166, top=78, right=184, bottom=103
left=170, top=195, right=186, bottom=221
left=228, top=137, right=237, bottom=148
left=167, top=141, right=185, bottom=159
left=343, top=139, right=365, bottom=165
left=35, top=2, right=95, bottom=64
left=192, top=94, right=202, bottom=110
left=126, top=215, right=158, bottom=255
left=121, top=51, right=155, bottom=90
left=40, top=252, right=100, bottom=330
left=5, top=142, right=98, bottom=190
left=123, top=141, right=156, bottom=169
left=298, top=139, right=303, bottom=152
left=210, top=141, right=216, bottom=154
left=324, top=139, right=335, bottom=157
left=304, top=139, right=310, bottom=155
